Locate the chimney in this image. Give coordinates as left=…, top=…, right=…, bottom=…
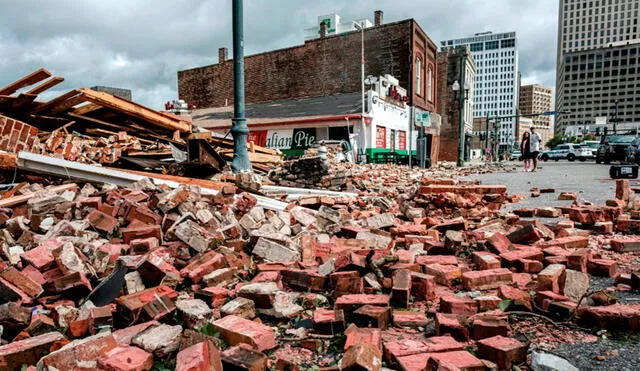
left=218, top=47, right=228, bottom=63
left=374, top=10, right=383, bottom=26
left=320, top=21, right=328, bottom=38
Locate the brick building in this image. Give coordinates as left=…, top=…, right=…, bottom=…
left=519, top=84, right=553, bottom=147
left=436, top=46, right=475, bottom=163
left=178, top=11, right=441, bottom=162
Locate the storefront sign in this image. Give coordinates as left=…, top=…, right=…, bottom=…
left=398, top=130, right=406, bottom=150
left=376, top=126, right=386, bottom=148
left=247, top=130, right=268, bottom=147
left=260, top=128, right=317, bottom=150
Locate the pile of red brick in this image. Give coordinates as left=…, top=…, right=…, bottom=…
left=0, top=168, right=639, bottom=370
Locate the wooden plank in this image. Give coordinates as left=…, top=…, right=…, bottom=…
left=0, top=153, right=17, bottom=171
left=48, top=94, right=87, bottom=115
left=79, top=88, right=191, bottom=132
left=217, top=149, right=282, bottom=163
left=71, top=103, right=102, bottom=116
left=9, top=93, right=38, bottom=111
left=68, top=112, right=133, bottom=133
left=32, top=90, right=79, bottom=114
left=1, top=182, right=26, bottom=199
left=0, top=183, right=78, bottom=208
left=25, top=77, right=64, bottom=95
left=86, top=128, right=156, bottom=145
left=0, top=68, right=52, bottom=96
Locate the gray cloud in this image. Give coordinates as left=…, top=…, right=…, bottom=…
left=0, top=0, right=558, bottom=109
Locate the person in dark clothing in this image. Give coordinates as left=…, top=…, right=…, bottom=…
left=520, top=132, right=532, bottom=172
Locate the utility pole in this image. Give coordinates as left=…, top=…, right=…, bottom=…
left=484, top=114, right=490, bottom=161
left=613, top=99, right=620, bottom=134
left=231, top=0, right=252, bottom=173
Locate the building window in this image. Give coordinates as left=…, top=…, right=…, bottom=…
left=427, top=65, right=434, bottom=102
left=415, top=57, right=422, bottom=96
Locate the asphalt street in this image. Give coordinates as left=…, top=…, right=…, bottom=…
left=465, top=160, right=634, bottom=211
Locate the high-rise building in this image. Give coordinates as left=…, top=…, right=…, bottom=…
left=441, top=32, right=520, bottom=152
left=555, top=0, right=640, bottom=136
left=519, top=84, right=553, bottom=146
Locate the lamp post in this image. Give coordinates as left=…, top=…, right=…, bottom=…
left=452, top=72, right=470, bottom=167
left=354, top=21, right=365, bottom=162
left=613, top=99, right=620, bottom=134
left=230, top=0, right=252, bottom=173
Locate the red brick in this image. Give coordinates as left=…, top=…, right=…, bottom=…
left=477, top=335, right=526, bottom=370
left=435, top=313, right=469, bottom=341
left=112, top=321, right=159, bottom=346
left=344, top=324, right=382, bottom=352
left=392, top=310, right=429, bottom=328
left=338, top=342, right=383, bottom=371
left=610, top=238, right=640, bottom=252
left=535, top=291, right=570, bottom=312
left=425, top=350, right=485, bottom=371
left=21, top=245, right=56, bottom=271
left=486, top=233, right=514, bottom=254
left=221, top=345, right=268, bottom=371
left=537, top=264, right=566, bottom=294
left=0, top=267, right=43, bottom=299
left=40, top=333, right=118, bottom=370
left=98, top=345, right=154, bottom=371
left=383, top=336, right=463, bottom=365
left=211, top=315, right=276, bottom=351
left=416, top=255, right=458, bottom=266
left=579, top=304, right=640, bottom=330
left=515, top=258, right=544, bottom=273
left=537, top=236, right=589, bottom=249
left=567, top=249, right=593, bottom=272
left=353, top=305, right=391, bottom=329
left=175, top=341, right=223, bottom=371
left=472, top=315, right=510, bottom=340
left=439, top=295, right=478, bottom=316
left=313, top=308, right=346, bottom=334
left=86, top=209, right=118, bottom=233
left=500, top=246, right=544, bottom=266
left=472, top=252, right=501, bottom=270
left=424, top=264, right=462, bottom=287
left=410, top=272, right=436, bottom=301
left=587, top=259, right=618, bottom=277
left=281, top=269, right=326, bottom=291
left=180, top=251, right=227, bottom=283
left=461, top=268, right=513, bottom=290
left=391, top=269, right=411, bottom=308
left=0, top=331, right=65, bottom=369
left=474, top=295, right=502, bottom=311
left=498, top=285, right=532, bottom=310
left=120, top=224, right=162, bottom=244
left=334, top=294, right=390, bottom=319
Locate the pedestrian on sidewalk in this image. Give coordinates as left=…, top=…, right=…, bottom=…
left=520, top=131, right=532, bottom=172
left=530, top=127, right=541, bottom=171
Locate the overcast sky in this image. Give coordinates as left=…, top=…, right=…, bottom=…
left=0, top=0, right=558, bottom=110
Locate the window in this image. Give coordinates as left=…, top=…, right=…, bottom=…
left=427, top=65, right=434, bottom=102
left=415, top=57, right=422, bottom=96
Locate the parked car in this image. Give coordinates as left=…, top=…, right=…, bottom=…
left=509, top=150, right=522, bottom=161
left=596, top=135, right=636, bottom=164
left=539, top=143, right=593, bottom=162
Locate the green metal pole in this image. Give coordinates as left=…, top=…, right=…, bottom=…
left=457, top=53, right=466, bottom=167
left=231, top=0, right=252, bottom=173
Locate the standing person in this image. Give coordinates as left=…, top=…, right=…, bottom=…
left=520, top=132, right=532, bottom=171
left=530, top=127, right=541, bottom=171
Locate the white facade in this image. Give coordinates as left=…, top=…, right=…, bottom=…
left=304, top=14, right=374, bottom=40
left=442, top=32, right=520, bottom=149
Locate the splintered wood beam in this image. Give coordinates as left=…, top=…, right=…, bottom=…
left=25, top=77, right=65, bottom=95
left=78, top=88, right=191, bottom=132
left=0, top=68, right=52, bottom=96
left=71, top=103, right=102, bottom=116
left=9, top=93, right=37, bottom=110
left=32, top=90, right=80, bottom=114
left=48, top=94, right=87, bottom=115
left=68, top=112, right=136, bottom=133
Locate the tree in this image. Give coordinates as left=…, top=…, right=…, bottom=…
left=583, top=134, right=596, bottom=141
left=545, top=134, right=564, bottom=149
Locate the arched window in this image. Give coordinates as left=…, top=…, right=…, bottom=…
left=415, top=57, right=422, bottom=96
left=427, top=65, right=434, bottom=101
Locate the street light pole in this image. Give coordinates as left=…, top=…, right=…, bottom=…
left=484, top=114, right=490, bottom=161
left=353, top=21, right=365, bottom=163
left=613, top=99, right=620, bottom=134
left=230, top=0, right=252, bottom=173
left=455, top=52, right=467, bottom=167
